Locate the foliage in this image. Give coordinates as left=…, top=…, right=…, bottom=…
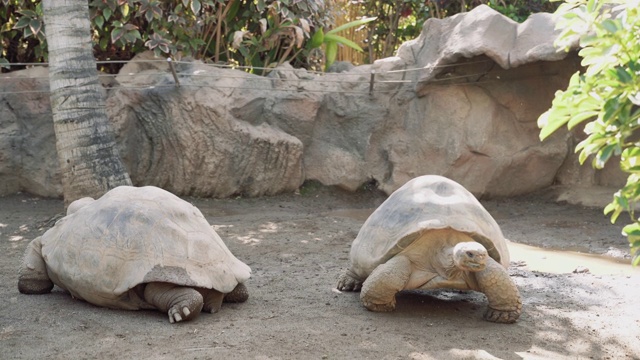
left=538, top=0, right=640, bottom=265
left=227, top=0, right=331, bottom=73
left=89, top=0, right=334, bottom=73
left=1, top=0, right=333, bottom=73
left=340, top=0, right=558, bottom=63
left=484, top=0, right=559, bottom=22
left=349, top=0, right=430, bottom=60
left=1, top=0, right=562, bottom=73
left=0, top=0, right=47, bottom=69
left=306, top=16, right=376, bottom=71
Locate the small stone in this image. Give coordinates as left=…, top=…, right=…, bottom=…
left=573, top=266, right=589, bottom=274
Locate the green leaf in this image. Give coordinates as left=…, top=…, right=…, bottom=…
left=123, top=30, right=141, bottom=43
left=29, top=19, right=42, bottom=36
left=326, top=17, right=377, bottom=35
left=603, top=97, right=621, bottom=122
left=145, top=9, right=154, bottom=22
left=567, top=110, right=599, bottom=129
left=158, top=43, right=170, bottom=53
left=601, top=19, right=619, bottom=33
left=538, top=110, right=569, bottom=140
left=103, top=7, right=112, bottom=21
left=324, top=41, right=337, bottom=71
left=623, top=222, right=640, bottom=236
left=18, top=10, right=37, bottom=18
left=191, top=0, right=201, bottom=14
left=226, top=0, right=241, bottom=21
left=99, top=36, right=109, bottom=51
left=308, top=28, right=324, bottom=49
left=617, top=194, right=631, bottom=211
left=622, top=147, right=640, bottom=158
left=605, top=202, right=623, bottom=223
left=14, top=16, right=31, bottom=30
left=595, top=144, right=617, bottom=169
left=621, top=148, right=640, bottom=172
left=95, top=15, right=104, bottom=29
left=580, top=34, right=600, bottom=47
left=615, top=66, right=632, bottom=83
left=111, top=27, right=125, bottom=43
left=323, top=33, right=363, bottom=52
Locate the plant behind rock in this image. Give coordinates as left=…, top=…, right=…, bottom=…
left=538, top=0, right=640, bottom=265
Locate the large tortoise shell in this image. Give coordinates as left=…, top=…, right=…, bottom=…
left=40, top=186, right=251, bottom=306
left=348, top=175, right=509, bottom=279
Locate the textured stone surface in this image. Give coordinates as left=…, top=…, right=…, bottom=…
left=0, top=6, right=620, bottom=200
left=0, top=67, right=61, bottom=197
left=107, top=68, right=305, bottom=197
left=294, top=5, right=585, bottom=196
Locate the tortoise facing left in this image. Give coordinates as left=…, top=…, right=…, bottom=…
left=18, top=186, right=251, bottom=323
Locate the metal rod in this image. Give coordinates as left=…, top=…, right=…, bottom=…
left=167, top=58, right=180, bottom=88
left=369, top=70, right=375, bottom=95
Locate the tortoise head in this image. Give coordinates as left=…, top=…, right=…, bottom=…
left=453, top=241, right=488, bottom=272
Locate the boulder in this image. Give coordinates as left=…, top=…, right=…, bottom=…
left=296, top=5, right=583, bottom=196
left=107, top=64, right=305, bottom=197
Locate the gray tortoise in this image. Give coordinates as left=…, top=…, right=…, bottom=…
left=337, top=175, right=522, bottom=323
left=18, top=186, right=251, bottom=323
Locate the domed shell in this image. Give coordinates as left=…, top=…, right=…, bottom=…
left=349, top=175, right=509, bottom=279
left=41, top=186, right=251, bottom=307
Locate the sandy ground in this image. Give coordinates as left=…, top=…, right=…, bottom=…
left=1, top=183, right=639, bottom=360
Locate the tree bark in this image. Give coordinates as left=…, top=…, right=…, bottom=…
left=43, top=0, right=131, bottom=206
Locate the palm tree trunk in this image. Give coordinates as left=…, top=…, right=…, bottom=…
left=42, top=0, right=131, bottom=206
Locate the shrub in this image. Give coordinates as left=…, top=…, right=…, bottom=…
left=538, top=0, right=640, bottom=265
left=1, top=0, right=333, bottom=73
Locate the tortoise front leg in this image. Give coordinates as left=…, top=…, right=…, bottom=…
left=18, top=237, right=54, bottom=294
left=336, top=269, right=364, bottom=291
left=473, top=258, right=522, bottom=323
left=360, top=255, right=412, bottom=312
left=144, top=283, right=204, bottom=323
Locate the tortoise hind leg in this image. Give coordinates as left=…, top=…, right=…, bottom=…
left=473, top=258, right=522, bottom=323
left=144, top=283, right=204, bottom=323
left=196, top=283, right=249, bottom=314
left=223, top=283, right=249, bottom=303
left=360, top=256, right=412, bottom=312
left=18, top=237, right=54, bottom=294
left=196, top=288, right=224, bottom=313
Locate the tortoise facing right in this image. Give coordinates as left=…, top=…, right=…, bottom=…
left=337, top=175, right=522, bottom=323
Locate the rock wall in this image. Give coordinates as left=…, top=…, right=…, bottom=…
left=0, top=5, right=619, bottom=199
left=108, top=82, right=304, bottom=197
left=0, top=67, right=61, bottom=197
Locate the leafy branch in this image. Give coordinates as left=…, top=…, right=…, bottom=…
left=538, top=0, right=640, bottom=265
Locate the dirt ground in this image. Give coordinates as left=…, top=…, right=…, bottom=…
left=1, top=183, right=639, bottom=360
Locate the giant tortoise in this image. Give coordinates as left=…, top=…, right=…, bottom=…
left=18, top=186, right=251, bottom=323
left=337, top=175, right=522, bottom=323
